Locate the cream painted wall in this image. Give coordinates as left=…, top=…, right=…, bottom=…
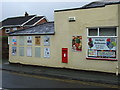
left=9, top=4, right=119, bottom=73
left=54, top=4, right=119, bottom=73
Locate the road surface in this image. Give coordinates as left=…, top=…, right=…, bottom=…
left=2, top=70, right=118, bottom=88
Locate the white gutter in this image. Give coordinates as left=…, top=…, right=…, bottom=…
left=33, top=16, right=46, bottom=26
left=0, top=25, right=21, bottom=29
left=21, top=15, right=36, bottom=26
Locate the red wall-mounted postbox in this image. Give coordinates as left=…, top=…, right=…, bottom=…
left=62, top=48, right=68, bottom=63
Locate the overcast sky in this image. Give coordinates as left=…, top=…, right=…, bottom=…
left=0, top=0, right=97, bottom=21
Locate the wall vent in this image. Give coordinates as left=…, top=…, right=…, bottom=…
left=68, top=17, right=76, bottom=22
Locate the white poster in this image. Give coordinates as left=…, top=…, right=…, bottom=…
left=27, top=36, right=32, bottom=45
left=27, top=47, right=32, bottom=56
left=44, top=36, right=50, bottom=46
left=44, top=48, right=50, bottom=58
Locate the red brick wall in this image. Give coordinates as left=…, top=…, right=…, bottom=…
left=36, top=18, right=47, bottom=25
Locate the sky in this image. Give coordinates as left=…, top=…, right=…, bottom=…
left=0, top=0, right=97, bottom=21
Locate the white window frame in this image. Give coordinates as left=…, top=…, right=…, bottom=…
left=86, top=26, right=118, bottom=61
left=5, top=28, right=10, bottom=33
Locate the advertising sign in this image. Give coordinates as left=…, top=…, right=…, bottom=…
left=87, top=37, right=117, bottom=58
left=72, top=36, right=82, bottom=51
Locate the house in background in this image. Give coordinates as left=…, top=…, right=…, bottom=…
left=0, top=12, right=48, bottom=59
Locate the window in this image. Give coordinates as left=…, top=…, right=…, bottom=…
left=88, top=28, right=98, bottom=36
left=87, top=27, right=117, bottom=60
left=35, top=47, right=41, bottom=57
left=88, top=27, right=117, bottom=37
left=99, top=27, right=116, bottom=36
left=19, top=47, right=24, bottom=56
left=5, top=28, right=10, bottom=33
left=19, top=36, right=24, bottom=45
left=13, top=28, right=17, bottom=31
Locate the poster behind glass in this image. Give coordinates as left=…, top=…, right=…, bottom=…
left=27, top=36, right=32, bottom=45
left=35, top=36, right=41, bottom=45
left=44, top=36, right=50, bottom=46
left=12, top=36, right=17, bottom=45
left=44, top=48, right=50, bottom=58
left=12, top=47, right=16, bottom=56
left=87, top=37, right=117, bottom=59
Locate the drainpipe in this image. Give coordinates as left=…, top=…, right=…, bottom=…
left=116, top=65, right=118, bottom=76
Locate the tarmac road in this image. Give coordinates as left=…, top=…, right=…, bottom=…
left=2, top=70, right=118, bottom=88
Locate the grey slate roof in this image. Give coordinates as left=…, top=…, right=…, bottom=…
left=54, top=0, right=120, bottom=12
left=82, top=0, right=120, bottom=9
left=9, top=22, right=54, bottom=36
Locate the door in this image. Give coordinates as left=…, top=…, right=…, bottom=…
left=62, top=48, right=68, bottom=63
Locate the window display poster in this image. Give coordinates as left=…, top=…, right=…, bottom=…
left=87, top=37, right=117, bottom=58
left=88, top=37, right=117, bottom=50
left=12, top=36, right=17, bottom=45
left=44, top=48, right=50, bottom=58
left=27, top=36, right=32, bottom=45
left=27, top=47, right=32, bottom=56
left=44, top=36, right=50, bottom=46
left=35, top=36, right=40, bottom=45
left=12, top=47, right=16, bottom=55
left=72, top=36, right=82, bottom=51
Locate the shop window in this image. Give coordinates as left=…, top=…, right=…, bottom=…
left=27, top=47, right=32, bottom=57
left=35, top=47, right=41, bottom=57
left=27, top=36, right=32, bottom=45
left=19, top=47, right=24, bottom=56
left=87, top=27, right=117, bottom=61
left=35, top=36, right=41, bottom=46
left=19, top=36, right=24, bottom=45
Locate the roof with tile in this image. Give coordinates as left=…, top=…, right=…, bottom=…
left=24, top=16, right=44, bottom=26
left=55, top=0, right=120, bottom=12
left=1, top=15, right=36, bottom=26
left=9, top=22, right=54, bottom=36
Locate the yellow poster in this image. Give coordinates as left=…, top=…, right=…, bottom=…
left=35, top=36, right=40, bottom=45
